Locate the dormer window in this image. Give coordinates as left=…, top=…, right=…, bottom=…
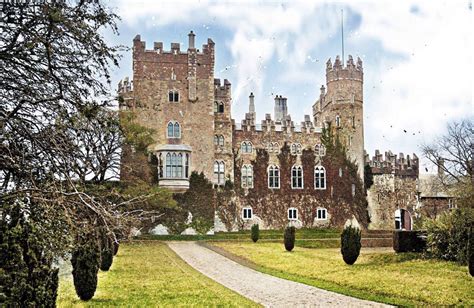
left=169, top=90, right=179, bottom=102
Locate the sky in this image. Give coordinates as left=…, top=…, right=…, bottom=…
left=105, top=0, right=473, bottom=173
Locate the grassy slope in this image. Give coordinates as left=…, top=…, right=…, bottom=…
left=57, top=241, right=258, bottom=307
left=213, top=242, right=474, bottom=306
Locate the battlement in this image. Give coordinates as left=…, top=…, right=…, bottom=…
left=326, top=55, right=363, bottom=83
left=214, top=78, right=231, bottom=91
left=365, top=150, right=419, bottom=177
left=133, top=33, right=215, bottom=56
left=118, top=77, right=133, bottom=94
left=237, top=112, right=319, bottom=134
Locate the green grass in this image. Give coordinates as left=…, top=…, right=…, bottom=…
left=57, top=241, right=258, bottom=307
left=139, top=228, right=341, bottom=241
left=212, top=242, right=474, bottom=306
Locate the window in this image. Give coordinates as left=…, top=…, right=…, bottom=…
left=168, top=90, right=179, bottom=102
left=214, top=135, right=224, bottom=146
left=314, top=166, right=326, bottom=189
left=268, top=165, right=280, bottom=189
left=185, top=154, right=189, bottom=178
left=316, top=208, right=327, bottom=220
left=214, top=161, right=225, bottom=185
left=291, top=143, right=302, bottom=155
left=167, top=121, right=181, bottom=138
left=214, top=101, right=218, bottom=113
left=171, top=68, right=176, bottom=80
left=214, top=101, right=224, bottom=113
left=272, top=142, right=279, bottom=153
left=241, top=141, right=253, bottom=154
left=165, top=153, right=183, bottom=178
left=351, top=116, right=355, bottom=128
left=242, top=207, right=253, bottom=220
left=315, top=144, right=326, bottom=156
left=291, top=165, right=303, bottom=189
left=158, top=153, right=163, bottom=178
left=335, top=115, right=341, bottom=127
left=352, top=184, right=356, bottom=196
left=448, top=199, right=456, bottom=209
left=349, top=135, right=353, bottom=146
left=241, top=165, right=253, bottom=188
left=338, top=168, right=343, bottom=177
left=288, top=208, right=298, bottom=220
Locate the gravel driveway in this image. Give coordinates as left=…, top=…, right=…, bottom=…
left=168, top=241, right=391, bottom=307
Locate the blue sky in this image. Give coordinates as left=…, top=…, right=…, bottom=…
left=106, top=0, right=472, bottom=173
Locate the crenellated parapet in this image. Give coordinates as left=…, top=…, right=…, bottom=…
left=326, top=54, right=363, bottom=83
left=132, top=34, right=214, bottom=56
left=365, top=150, right=419, bottom=177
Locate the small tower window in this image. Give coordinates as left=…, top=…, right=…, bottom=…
left=218, top=102, right=224, bottom=113
left=351, top=116, right=356, bottom=128
left=335, top=115, right=341, bottom=127
left=352, top=184, right=356, bottom=197
left=169, top=90, right=179, bottom=102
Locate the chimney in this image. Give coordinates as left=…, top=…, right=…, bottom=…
left=249, top=92, right=255, bottom=114
left=437, top=158, right=445, bottom=177
left=188, top=30, right=195, bottom=49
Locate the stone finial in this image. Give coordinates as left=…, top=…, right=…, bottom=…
left=357, top=56, right=363, bottom=70
left=326, top=58, right=332, bottom=70
left=320, top=85, right=326, bottom=96
left=347, top=55, right=354, bottom=67
left=188, top=30, right=196, bottom=49
left=334, top=55, right=342, bottom=68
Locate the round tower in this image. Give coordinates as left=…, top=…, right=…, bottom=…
left=322, top=55, right=364, bottom=181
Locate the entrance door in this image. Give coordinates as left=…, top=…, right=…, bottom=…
left=395, top=209, right=412, bottom=230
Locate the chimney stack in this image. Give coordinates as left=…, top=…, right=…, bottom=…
left=249, top=92, right=255, bottom=114
left=437, top=158, right=445, bottom=177
left=188, top=30, right=195, bottom=49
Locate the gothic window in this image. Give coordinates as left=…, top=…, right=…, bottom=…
left=288, top=208, right=298, bottom=220
left=241, top=141, right=253, bottom=154
left=314, top=166, right=326, bottom=190
left=218, top=135, right=224, bottom=146
left=163, top=152, right=189, bottom=179
left=268, top=165, right=280, bottom=189
left=242, top=207, right=253, bottom=220
left=291, top=165, right=303, bottom=189
left=316, top=208, right=327, bottom=220
left=214, top=161, right=225, bottom=185
left=168, top=90, right=179, bottom=102
left=218, top=102, right=224, bottom=113
left=272, top=142, right=280, bottom=153
left=335, top=115, right=341, bottom=127
left=241, top=164, right=253, bottom=188
left=167, top=121, right=181, bottom=138
left=291, top=143, right=302, bottom=155
left=315, top=144, right=326, bottom=156
left=214, top=135, right=218, bottom=145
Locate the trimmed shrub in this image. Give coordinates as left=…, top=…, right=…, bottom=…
left=284, top=226, right=295, bottom=251
left=424, top=208, right=473, bottom=264
left=251, top=224, right=259, bottom=243
left=71, top=233, right=100, bottom=301
left=341, top=225, right=361, bottom=265
left=469, top=226, right=473, bottom=276
left=99, top=229, right=114, bottom=271
left=393, top=231, right=426, bottom=253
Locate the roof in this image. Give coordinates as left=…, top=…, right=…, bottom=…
left=418, top=174, right=452, bottom=198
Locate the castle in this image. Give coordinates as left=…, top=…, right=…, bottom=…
left=118, top=31, right=371, bottom=231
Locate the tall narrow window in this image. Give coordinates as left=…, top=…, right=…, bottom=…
left=214, top=135, right=219, bottom=145
left=185, top=154, right=189, bottom=178
left=158, top=153, right=163, bottom=178
left=241, top=141, right=252, bottom=154
left=241, top=165, right=253, bottom=188
left=214, top=101, right=219, bottom=113
left=165, top=153, right=172, bottom=178
left=218, top=102, right=224, bottom=113
left=167, top=122, right=174, bottom=138
left=167, top=121, right=181, bottom=138
left=291, top=165, right=303, bottom=189
left=315, top=144, right=326, bottom=156
left=339, top=168, right=343, bottom=177
left=335, top=115, right=341, bottom=127
left=351, top=116, right=355, bottom=128
left=288, top=208, right=298, bottom=220
left=349, top=136, right=353, bottom=146
left=169, top=90, right=179, bottom=102
left=218, top=135, right=224, bottom=146
left=268, top=165, right=280, bottom=189
left=351, top=184, right=356, bottom=197
left=315, top=166, right=326, bottom=189
left=214, top=161, right=225, bottom=185
left=174, top=122, right=180, bottom=138
left=316, top=208, right=327, bottom=220
left=174, top=91, right=179, bottom=102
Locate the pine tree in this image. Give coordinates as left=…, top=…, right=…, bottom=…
left=71, top=232, right=100, bottom=301
left=341, top=225, right=362, bottom=265
left=251, top=224, right=259, bottom=243
left=284, top=226, right=296, bottom=251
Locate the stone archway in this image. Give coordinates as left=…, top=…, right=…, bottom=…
left=394, top=209, right=412, bottom=231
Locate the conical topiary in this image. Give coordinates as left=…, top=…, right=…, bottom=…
left=99, top=228, right=113, bottom=271
left=71, top=232, right=100, bottom=301
left=341, top=225, right=362, bottom=265
left=251, top=224, right=259, bottom=243
left=284, top=226, right=295, bottom=251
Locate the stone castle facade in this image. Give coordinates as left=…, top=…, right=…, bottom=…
left=119, top=31, right=368, bottom=231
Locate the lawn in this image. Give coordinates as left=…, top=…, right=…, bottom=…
left=212, top=242, right=474, bottom=306
left=57, top=241, right=258, bottom=307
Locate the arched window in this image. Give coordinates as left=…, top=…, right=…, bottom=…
left=315, top=166, right=326, bottom=189
left=291, top=165, right=303, bottom=189
left=168, top=90, right=179, bottom=102
left=214, top=161, right=225, bottom=185
left=218, top=102, right=224, bottom=113
left=241, top=164, right=253, bottom=188
left=335, top=115, right=341, bottom=127
left=218, top=135, right=224, bottom=146
left=291, top=143, right=302, bottom=155
left=316, top=208, right=327, bottom=220
left=268, top=165, right=280, bottom=189
left=272, top=142, right=280, bottom=153
left=288, top=207, right=298, bottom=220
left=164, top=152, right=186, bottom=178
left=167, top=121, right=181, bottom=138
left=214, top=135, right=219, bottom=145
left=241, top=141, right=252, bottom=154
left=214, top=101, right=219, bottom=113
left=315, top=144, right=326, bottom=156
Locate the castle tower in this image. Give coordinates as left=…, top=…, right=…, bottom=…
left=119, top=31, right=217, bottom=190
left=274, top=95, right=288, bottom=124
left=314, top=55, right=364, bottom=180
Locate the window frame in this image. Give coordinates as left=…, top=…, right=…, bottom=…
left=168, top=90, right=179, bottom=102
left=241, top=164, right=254, bottom=188
left=316, top=208, right=327, bottom=220
left=314, top=166, right=326, bottom=190
left=167, top=121, right=181, bottom=139
left=335, top=115, right=341, bottom=127
left=214, top=161, right=225, bottom=186
left=315, top=144, right=326, bottom=156
left=267, top=165, right=280, bottom=189
left=241, top=141, right=253, bottom=154
left=291, top=165, right=304, bottom=189
left=242, top=207, right=253, bottom=220
left=288, top=207, right=298, bottom=220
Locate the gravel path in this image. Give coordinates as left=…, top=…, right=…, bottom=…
left=168, top=241, right=391, bottom=307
